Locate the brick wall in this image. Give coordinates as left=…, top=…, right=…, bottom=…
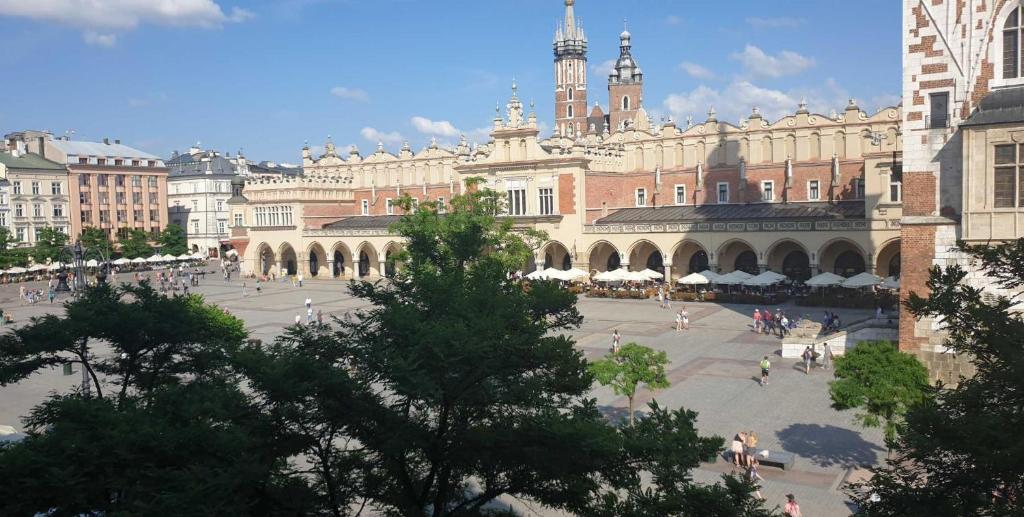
left=558, top=174, right=576, bottom=214
left=902, top=171, right=937, bottom=216
left=899, top=223, right=936, bottom=351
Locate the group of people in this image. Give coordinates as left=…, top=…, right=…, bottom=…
left=821, top=311, right=843, bottom=333
left=20, top=285, right=55, bottom=304
left=294, top=296, right=324, bottom=326
left=801, top=344, right=833, bottom=374
left=752, top=308, right=798, bottom=338
left=730, top=430, right=804, bottom=515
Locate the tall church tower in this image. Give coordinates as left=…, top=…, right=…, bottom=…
left=553, top=0, right=588, bottom=137
left=607, top=26, right=643, bottom=132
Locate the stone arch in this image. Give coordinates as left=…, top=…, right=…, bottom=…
left=765, top=239, right=811, bottom=281
left=834, top=130, right=847, bottom=159
left=626, top=239, right=665, bottom=274
left=355, top=241, right=379, bottom=278
left=818, top=238, right=866, bottom=277
left=717, top=239, right=759, bottom=274
left=256, top=242, right=275, bottom=276
left=671, top=240, right=709, bottom=277
left=278, top=242, right=298, bottom=276
left=306, top=242, right=328, bottom=277
left=587, top=240, right=620, bottom=273
left=383, top=241, right=403, bottom=277
left=542, top=240, right=572, bottom=270
left=874, top=238, right=901, bottom=278
left=809, top=132, right=821, bottom=160
left=330, top=242, right=353, bottom=279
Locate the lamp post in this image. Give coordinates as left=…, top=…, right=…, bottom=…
left=56, top=239, right=110, bottom=397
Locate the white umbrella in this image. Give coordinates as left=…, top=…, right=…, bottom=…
left=28, top=264, right=47, bottom=272
left=162, top=254, right=177, bottom=262
left=113, top=257, right=130, bottom=265
left=593, top=269, right=627, bottom=282
left=743, top=271, right=787, bottom=287
left=177, top=253, right=192, bottom=261
left=191, top=252, right=206, bottom=260
left=639, top=268, right=664, bottom=280
left=622, top=270, right=652, bottom=282
left=677, top=272, right=711, bottom=285
left=85, top=259, right=99, bottom=268
left=841, top=272, right=883, bottom=289
left=562, top=268, right=590, bottom=281
left=715, top=270, right=754, bottom=285
left=525, top=269, right=547, bottom=280
left=805, top=272, right=846, bottom=287
left=146, top=254, right=164, bottom=263
left=6, top=266, right=27, bottom=274
left=881, top=276, right=901, bottom=290
left=48, top=262, right=66, bottom=271
left=131, top=257, right=147, bottom=264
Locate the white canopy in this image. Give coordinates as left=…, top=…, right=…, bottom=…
left=48, top=262, right=66, bottom=271
left=841, top=272, right=883, bottom=289
left=804, top=272, right=846, bottom=287
left=743, top=271, right=788, bottom=287
left=638, top=268, right=664, bottom=280
left=715, top=270, right=754, bottom=285
left=146, top=254, right=164, bottom=263
left=677, top=272, right=711, bottom=285
left=881, top=276, right=901, bottom=290
left=5, top=267, right=27, bottom=274
left=191, top=252, right=206, bottom=260
left=112, top=257, right=130, bottom=265
left=593, top=269, right=628, bottom=282
left=162, top=254, right=178, bottom=262
left=562, top=268, right=590, bottom=281
left=525, top=269, right=550, bottom=280
left=28, top=264, right=47, bottom=272
left=131, top=257, right=147, bottom=264
left=177, top=253, right=192, bottom=260
left=85, top=259, right=99, bottom=268
left=622, top=270, right=653, bottom=282
left=696, top=270, right=722, bottom=283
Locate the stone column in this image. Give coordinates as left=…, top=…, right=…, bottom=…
left=379, top=259, right=387, bottom=278
left=663, top=264, right=672, bottom=284
left=352, top=260, right=360, bottom=279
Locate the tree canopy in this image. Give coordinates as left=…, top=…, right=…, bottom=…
left=78, top=226, right=113, bottom=260
left=850, top=239, right=1024, bottom=515
left=120, top=228, right=153, bottom=259
left=31, top=226, right=69, bottom=264
left=589, top=342, right=671, bottom=427
left=159, top=223, right=188, bottom=256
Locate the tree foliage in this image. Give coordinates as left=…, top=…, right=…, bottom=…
left=120, top=228, right=153, bottom=259
left=159, top=223, right=189, bottom=256
left=31, top=226, right=69, bottom=264
left=589, top=342, right=671, bottom=426
left=850, top=239, right=1024, bottom=516
left=829, top=340, right=929, bottom=445
left=78, top=226, right=113, bottom=260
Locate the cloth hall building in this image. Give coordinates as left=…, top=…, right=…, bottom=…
left=230, top=1, right=904, bottom=331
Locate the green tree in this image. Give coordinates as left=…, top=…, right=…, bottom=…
left=31, top=226, right=69, bottom=263
left=589, top=342, right=671, bottom=427
left=120, top=228, right=153, bottom=259
left=829, top=340, right=930, bottom=446
left=850, top=239, right=1024, bottom=516
left=78, top=226, right=113, bottom=260
left=0, top=226, right=25, bottom=268
left=0, top=284, right=310, bottom=514
left=159, top=223, right=188, bottom=256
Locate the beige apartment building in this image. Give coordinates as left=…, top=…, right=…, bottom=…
left=0, top=148, right=69, bottom=245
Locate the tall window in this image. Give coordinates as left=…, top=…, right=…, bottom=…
left=437, top=197, right=446, bottom=214
left=191, top=200, right=198, bottom=211
left=994, top=143, right=1024, bottom=208
left=675, top=185, right=686, bottom=205
left=192, top=220, right=200, bottom=234
left=216, top=200, right=223, bottom=212
left=53, top=204, right=63, bottom=217
left=889, top=167, right=903, bottom=203
left=1005, top=6, right=1022, bottom=79
left=51, top=182, right=62, bottom=195
left=762, top=181, right=774, bottom=202
left=234, top=213, right=243, bottom=227
left=853, top=178, right=865, bottom=199
left=15, top=227, right=24, bottom=241
left=31, top=182, right=39, bottom=195
left=567, top=105, right=574, bottom=118
left=567, top=88, right=574, bottom=101
left=929, top=92, right=949, bottom=128
left=79, top=175, right=90, bottom=187
left=132, top=175, right=141, bottom=187
left=12, top=182, right=20, bottom=195
left=635, top=188, right=647, bottom=207
left=385, top=198, right=394, bottom=215
left=808, top=180, right=820, bottom=201
left=361, top=199, right=369, bottom=215
left=717, top=182, right=729, bottom=203
left=218, top=221, right=226, bottom=234
left=506, top=180, right=527, bottom=216
left=622, top=96, right=630, bottom=110
left=32, top=204, right=41, bottom=217
left=132, top=192, right=141, bottom=204
left=148, top=176, right=158, bottom=187
left=538, top=188, right=554, bottom=215
left=0, top=213, right=6, bottom=227
left=98, top=175, right=107, bottom=187
left=115, top=175, right=125, bottom=187
left=14, top=204, right=22, bottom=217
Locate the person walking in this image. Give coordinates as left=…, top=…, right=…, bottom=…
left=294, top=314, right=302, bottom=326
left=760, top=356, right=771, bottom=386
left=675, top=310, right=683, bottom=332
left=746, top=460, right=766, bottom=501
left=242, top=281, right=248, bottom=297
left=802, top=346, right=813, bottom=374
left=255, top=278, right=262, bottom=295
left=306, top=307, right=314, bottom=324
left=731, top=431, right=747, bottom=467
left=297, top=272, right=304, bottom=287
left=784, top=494, right=802, bottom=517
left=656, top=288, right=664, bottom=309
left=822, top=343, right=833, bottom=370
left=316, top=309, right=323, bottom=324
left=305, top=297, right=312, bottom=311
left=611, top=329, right=622, bottom=354
left=681, top=306, right=689, bottom=330
left=47, top=287, right=55, bottom=304
left=753, top=308, right=762, bottom=333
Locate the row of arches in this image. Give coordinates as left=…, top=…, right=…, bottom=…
left=254, top=241, right=403, bottom=279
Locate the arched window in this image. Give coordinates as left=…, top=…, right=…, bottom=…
left=567, top=88, right=574, bottom=101
left=567, top=105, right=574, bottom=118
left=1005, top=6, right=1022, bottom=79
left=734, top=250, right=758, bottom=275
left=688, top=251, right=709, bottom=274
left=606, top=253, right=621, bottom=271
left=622, top=96, right=631, bottom=111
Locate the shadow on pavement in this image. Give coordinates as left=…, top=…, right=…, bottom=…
left=776, top=423, right=884, bottom=468
left=598, top=405, right=632, bottom=428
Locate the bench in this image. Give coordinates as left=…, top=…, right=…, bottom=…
left=750, top=448, right=796, bottom=470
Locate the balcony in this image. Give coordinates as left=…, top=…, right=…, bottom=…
left=925, top=115, right=949, bottom=129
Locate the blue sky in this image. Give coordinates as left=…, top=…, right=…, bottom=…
left=0, top=0, right=900, bottom=163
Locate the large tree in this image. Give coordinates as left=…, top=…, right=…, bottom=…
left=159, top=223, right=189, bottom=256
left=78, top=226, right=113, bottom=260
left=32, top=226, right=69, bottom=263
left=850, top=239, right=1024, bottom=515
left=120, top=228, right=153, bottom=259
left=0, top=284, right=310, bottom=514
left=589, top=342, right=671, bottom=427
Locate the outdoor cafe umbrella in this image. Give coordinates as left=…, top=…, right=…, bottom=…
left=146, top=254, right=164, bottom=263
left=804, top=272, right=845, bottom=287
left=176, top=253, right=192, bottom=261
left=677, top=272, right=711, bottom=285
left=112, top=258, right=130, bottom=266
left=622, top=270, right=653, bottom=282
left=131, top=257, right=147, bottom=264
left=6, top=267, right=27, bottom=274
left=881, top=276, right=901, bottom=290
left=85, top=259, right=99, bottom=268
left=593, top=269, right=628, bottom=282
left=162, top=254, right=178, bottom=262
left=696, top=269, right=722, bottom=283
left=562, top=268, right=590, bottom=281
left=191, top=252, right=206, bottom=260
left=525, top=269, right=549, bottom=280
left=28, top=264, right=48, bottom=272
left=639, top=268, right=664, bottom=280
left=841, top=272, right=883, bottom=289
left=742, top=270, right=787, bottom=287
left=715, top=270, right=754, bottom=285
left=48, top=262, right=66, bottom=271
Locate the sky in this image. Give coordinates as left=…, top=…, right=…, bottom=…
left=0, top=0, right=901, bottom=163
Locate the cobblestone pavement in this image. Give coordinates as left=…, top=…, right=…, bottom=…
left=0, top=268, right=881, bottom=516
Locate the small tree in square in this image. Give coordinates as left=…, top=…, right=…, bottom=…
left=589, top=342, right=671, bottom=427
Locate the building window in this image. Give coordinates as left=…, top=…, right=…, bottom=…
left=150, top=209, right=159, bottom=222
left=15, top=227, right=24, bottom=241
left=234, top=214, right=243, bottom=226
left=929, top=92, right=949, bottom=129
left=674, top=185, right=686, bottom=205
left=132, top=175, right=141, bottom=187
left=717, top=182, right=729, bottom=203
left=97, top=158, right=106, bottom=166
left=117, top=210, right=127, bottom=222
left=80, top=211, right=88, bottom=223
left=31, top=182, right=39, bottom=195
left=148, top=160, right=156, bottom=167
left=191, top=200, right=198, bottom=211
left=889, top=167, right=903, bottom=203
left=55, top=226, right=65, bottom=234
left=134, top=209, right=142, bottom=220
left=385, top=198, right=394, bottom=215
left=115, top=175, right=125, bottom=187
left=12, top=182, right=20, bottom=195
left=622, top=96, right=630, bottom=111
left=762, top=181, right=774, bottom=202
left=994, top=143, right=1024, bottom=208
left=50, top=182, right=62, bottom=195
left=149, top=192, right=158, bottom=204
left=116, top=192, right=126, bottom=204
left=99, top=210, right=109, bottom=223
left=853, top=178, right=865, bottom=199
left=132, top=192, right=141, bottom=204
left=808, top=180, right=820, bottom=201
left=1005, top=6, right=1022, bottom=79
left=567, top=87, right=574, bottom=101
left=78, top=157, right=88, bottom=165
left=14, top=204, right=22, bottom=217
left=34, top=228, right=42, bottom=242
left=53, top=204, right=63, bottom=217
left=361, top=199, right=369, bottom=215
left=148, top=176, right=157, bottom=187
left=114, top=159, right=123, bottom=166
left=192, top=220, right=200, bottom=234
left=216, top=200, right=223, bottom=212
left=505, top=180, right=528, bottom=214
left=217, top=220, right=226, bottom=234
left=437, top=197, right=446, bottom=214
left=32, top=204, right=41, bottom=217
left=79, top=175, right=90, bottom=187
left=0, top=213, right=6, bottom=227
left=539, top=187, right=554, bottom=215
left=567, top=105, right=574, bottom=118
left=132, top=160, right=141, bottom=167
left=98, top=174, right=108, bottom=187
left=635, top=188, right=647, bottom=207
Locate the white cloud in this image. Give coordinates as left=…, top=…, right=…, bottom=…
left=226, top=7, right=254, bottom=23
left=590, top=59, right=616, bottom=78
left=83, top=31, right=116, bottom=47
left=360, top=127, right=403, bottom=146
left=732, top=44, right=814, bottom=78
left=663, top=80, right=860, bottom=125
left=330, top=86, right=369, bottom=102
left=745, top=17, right=803, bottom=28
left=410, top=116, right=459, bottom=138
left=678, top=62, right=714, bottom=80
left=664, top=15, right=683, bottom=26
